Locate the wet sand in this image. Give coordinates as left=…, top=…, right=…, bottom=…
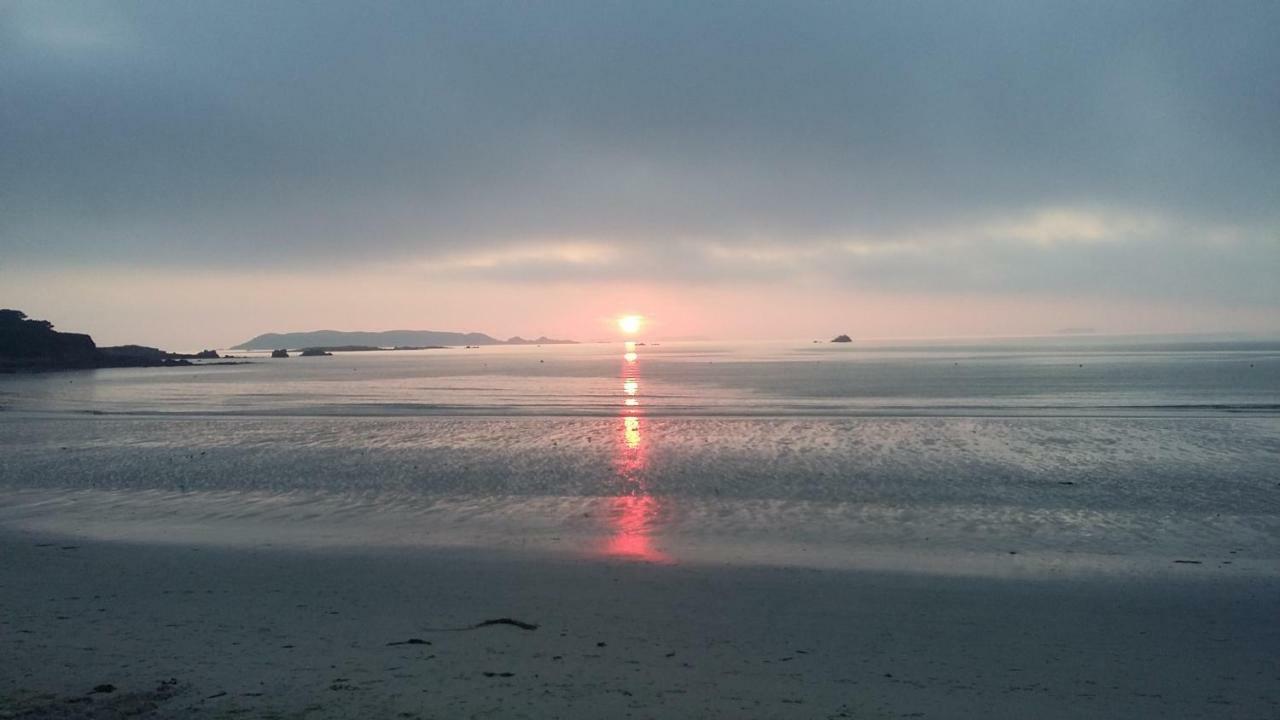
left=3, top=528, right=1277, bottom=719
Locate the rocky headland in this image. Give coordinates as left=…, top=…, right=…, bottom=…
left=0, top=309, right=237, bottom=373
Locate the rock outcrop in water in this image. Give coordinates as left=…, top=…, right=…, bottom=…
left=298, top=348, right=333, bottom=357
left=95, top=344, right=194, bottom=367
left=0, top=309, right=208, bottom=372
left=831, top=334, right=853, bottom=343
left=271, top=349, right=290, bottom=358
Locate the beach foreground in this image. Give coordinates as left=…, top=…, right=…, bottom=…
left=3, top=529, right=1276, bottom=719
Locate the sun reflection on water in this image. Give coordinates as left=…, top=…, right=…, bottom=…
left=603, top=339, right=668, bottom=562
left=604, top=494, right=664, bottom=560
left=623, top=416, right=642, bottom=449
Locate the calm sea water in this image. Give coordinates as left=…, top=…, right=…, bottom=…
left=2, top=337, right=1278, bottom=573
left=3, top=337, right=1278, bottom=417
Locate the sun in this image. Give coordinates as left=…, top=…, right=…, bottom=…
left=617, top=314, right=643, bottom=335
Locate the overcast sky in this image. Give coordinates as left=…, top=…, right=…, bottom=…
left=2, top=1, right=1277, bottom=347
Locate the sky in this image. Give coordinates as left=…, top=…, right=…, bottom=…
left=2, top=1, right=1278, bottom=349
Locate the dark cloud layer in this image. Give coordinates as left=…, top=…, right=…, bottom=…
left=2, top=1, right=1277, bottom=304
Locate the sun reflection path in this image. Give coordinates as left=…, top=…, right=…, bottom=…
left=603, top=339, right=669, bottom=562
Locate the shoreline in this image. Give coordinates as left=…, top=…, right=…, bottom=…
left=2, top=486, right=1275, bottom=582
left=4, top=526, right=1278, bottom=719
left=0, top=359, right=253, bottom=375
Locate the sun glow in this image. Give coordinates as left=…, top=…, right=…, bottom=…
left=617, top=314, right=643, bottom=335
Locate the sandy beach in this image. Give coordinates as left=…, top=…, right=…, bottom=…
left=4, top=525, right=1277, bottom=719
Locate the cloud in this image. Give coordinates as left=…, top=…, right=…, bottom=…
left=1, top=1, right=1277, bottom=312
left=400, top=207, right=1276, bottom=308
left=5, top=1, right=136, bottom=54
left=421, top=242, right=619, bottom=272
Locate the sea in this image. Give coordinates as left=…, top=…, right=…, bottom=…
left=2, top=336, right=1277, bottom=576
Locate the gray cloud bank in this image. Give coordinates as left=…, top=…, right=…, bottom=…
left=2, top=0, right=1277, bottom=305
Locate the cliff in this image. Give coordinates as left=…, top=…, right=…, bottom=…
left=0, top=309, right=197, bottom=372
left=1, top=309, right=99, bottom=370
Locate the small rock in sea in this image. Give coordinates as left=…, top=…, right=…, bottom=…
left=91, top=684, right=116, bottom=694
left=386, top=638, right=431, bottom=646
left=597, top=641, right=607, bottom=647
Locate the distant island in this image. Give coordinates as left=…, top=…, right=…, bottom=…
left=287, top=345, right=451, bottom=356
left=232, top=330, right=576, bottom=351
left=831, top=334, right=853, bottom=343
left=0, top=309, right=237, bottom=372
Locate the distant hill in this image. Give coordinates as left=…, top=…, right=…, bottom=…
left=232, top=329, right=576, bottom=350
left=503, top=336, right=578, bottom=346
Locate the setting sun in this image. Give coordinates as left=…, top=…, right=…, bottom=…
left=617, top=314, right=643, bottom=335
